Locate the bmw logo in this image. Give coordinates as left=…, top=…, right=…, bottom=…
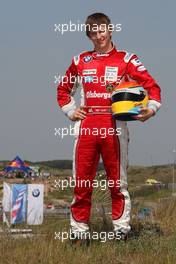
left=32, top=188, right=40, bottom=197
left=83, top=56, right=92, bottom=63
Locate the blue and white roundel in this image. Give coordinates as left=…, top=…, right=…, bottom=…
left=32, top=188, right=40, bottom=197
left=83, top=56, right=92, bottom=63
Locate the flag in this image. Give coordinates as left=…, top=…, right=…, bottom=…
left=3, top=183, right=44, bottom=225
left=27, top=184, right=44, bottom=225
left=2, top=182, right=12, bottom=225
left=11, top=184, right=27, bottom=224
left=2, top=182, right=11, bottom=212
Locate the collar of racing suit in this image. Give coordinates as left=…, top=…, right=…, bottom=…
left=92, top=42, right=116, bottom=59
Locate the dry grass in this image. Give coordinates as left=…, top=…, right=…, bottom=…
left=1, top=165, right=176, bottom=264
left=1, top=200, right=176, bottom=264
left=1, top=229, right=176, bottom=264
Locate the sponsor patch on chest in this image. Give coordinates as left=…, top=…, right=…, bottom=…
left=105, top=66, right=118, bottom=82
left=82, top=69, right=97, bottom=75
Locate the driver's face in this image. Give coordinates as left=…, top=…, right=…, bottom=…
left=89, top=24, right=112, bottom=51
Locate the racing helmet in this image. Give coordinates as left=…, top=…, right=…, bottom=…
left=111, top=81, right=148, bottom=121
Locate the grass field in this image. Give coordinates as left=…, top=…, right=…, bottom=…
left=1, top=213, right=176, bottom=264
left=0, top=165, right=176, bottom=264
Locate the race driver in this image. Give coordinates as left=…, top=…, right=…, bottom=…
left=57, top=13, right=161, bottom=241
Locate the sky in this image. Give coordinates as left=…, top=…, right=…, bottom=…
left=0, top=0, right=175, bottom=165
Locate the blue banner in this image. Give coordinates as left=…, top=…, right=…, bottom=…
left=11, top=184, right=27, bottom=224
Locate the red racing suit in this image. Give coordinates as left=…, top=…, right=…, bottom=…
left=57, top=45, right=161, bottom=235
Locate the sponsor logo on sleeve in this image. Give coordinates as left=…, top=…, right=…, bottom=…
left=131, top=58, right=143, bottom=67
left=137, top=65, right=146, bottom=72
left=124, top=52, right=134, bottom=63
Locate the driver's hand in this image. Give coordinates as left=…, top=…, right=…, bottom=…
left=134, top=107, right=155, bottom=122
left=69, top=106, right=87, bottom=121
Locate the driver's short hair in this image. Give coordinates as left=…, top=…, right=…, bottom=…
left=85, top=13, right=111, bottom=37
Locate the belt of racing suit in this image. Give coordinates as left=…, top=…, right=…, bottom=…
left=83, top=106, right=112, bottom=114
